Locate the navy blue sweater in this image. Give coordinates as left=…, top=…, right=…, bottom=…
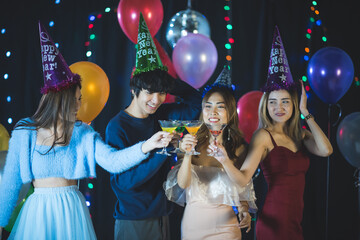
left=105, top=79, right=202, bottom=220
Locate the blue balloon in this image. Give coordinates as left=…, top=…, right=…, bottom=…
left=307, top=47, right=354, bottom=104
left=337, top=112, right=360, bottom=168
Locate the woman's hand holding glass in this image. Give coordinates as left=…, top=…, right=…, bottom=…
left=205, top=123, right=227, bottom=156
left=207, top=142, right=230, bottom=164
left=183, top=120, right=203, bottom=155
left=179, top=134, right=198, bottom=155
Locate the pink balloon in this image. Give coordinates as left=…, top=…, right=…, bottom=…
left=117, top=0, right=164, bottom=43
left=172, top=33, right=218, bottom=89
left=237, top=91, right=263, bottom=143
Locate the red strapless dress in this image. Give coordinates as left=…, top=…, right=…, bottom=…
left=256, top=129, right=310, bottom=240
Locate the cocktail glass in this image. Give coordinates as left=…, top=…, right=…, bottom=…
left=205, top=123, right=227, bottom=157
left=157, top=120, right=177, bottom=156
left=170, top=120, right=185, bottom=154
left=183, top=120, right=203, bottom=155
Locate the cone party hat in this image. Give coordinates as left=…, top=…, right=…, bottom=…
left=133, top=13, right=167, bottom=76
left=202, top=65, right=233, bottom=97
left=261, top=26, right=297, bottom=92
left=38, top=21, right=80, bottom=94
left=213, top=65, right=232, bottom=87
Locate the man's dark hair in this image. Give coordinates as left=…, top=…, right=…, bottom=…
left=130, top=69, right=175, bottom=98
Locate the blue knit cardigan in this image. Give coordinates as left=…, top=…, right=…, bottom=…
left=0, top=119, right=149, bottom=227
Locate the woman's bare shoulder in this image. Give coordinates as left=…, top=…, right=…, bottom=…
left=248, top=128, right=274, bottom=155
left=252, top=128, right=271, bottom=143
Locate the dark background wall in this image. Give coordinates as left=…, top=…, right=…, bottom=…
left=0, top=0, right=359, bottom=239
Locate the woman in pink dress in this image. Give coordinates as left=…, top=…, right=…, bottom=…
left=164, top=67, right=257, bottom=240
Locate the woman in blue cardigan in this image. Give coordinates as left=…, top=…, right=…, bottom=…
left=0, top=22, right=173, bottom=240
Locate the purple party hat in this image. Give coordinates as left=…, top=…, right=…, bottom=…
left=38, top=21, right=80, bottom=94
left=202, top=65, right=233, bottom=97
left=261, top=26, right=297, bottom=92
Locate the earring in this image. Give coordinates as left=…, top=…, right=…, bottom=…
left=228, top=128, right=230, bottom=141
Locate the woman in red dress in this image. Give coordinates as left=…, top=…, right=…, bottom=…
left=208, top=26, right=333, bottom=240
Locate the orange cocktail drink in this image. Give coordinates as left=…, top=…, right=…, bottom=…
left=183, top=120, right=203, bottom=155
left=185, top=126, right=201, bottom=136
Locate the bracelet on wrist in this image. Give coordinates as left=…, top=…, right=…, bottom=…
left=304, top=113, right=313, bottom=121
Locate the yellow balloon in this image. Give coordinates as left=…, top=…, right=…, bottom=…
left=69, top=61, right=110, bottom=123
left=0, top=123, right=10, bottom=151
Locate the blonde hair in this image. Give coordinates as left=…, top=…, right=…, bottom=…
left=258, top=90, right=302, bottom=143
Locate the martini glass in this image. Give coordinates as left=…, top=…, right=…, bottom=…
left=157, top=120, right=177, bottom=156
left=205, top=123, right=227, bottom=157
left=170, top=120, right=185, bottom=153
left=184, top=120, right=203, bottom=155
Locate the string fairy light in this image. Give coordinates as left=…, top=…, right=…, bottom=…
left=85, top=6, right=113, bottom=60
left=302, top=0, right=358, bottom=100
left=1, top=25, right=14, bottom=126
left=82, top=5, right=115, bottom=214
left=223, top=0, right=233, bottom=69
left=300, top=1, right=329, bottom=121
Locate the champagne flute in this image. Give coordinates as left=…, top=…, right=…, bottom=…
left=157, top=120, right=177, bottom=156
left=205, top=123, right=227, bottom=157
left=183, top=120, right=203, bottom=155
left=170, top=120, right=185, bottom=153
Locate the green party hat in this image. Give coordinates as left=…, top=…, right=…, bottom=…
left=133, top=12, right=167, bottom=76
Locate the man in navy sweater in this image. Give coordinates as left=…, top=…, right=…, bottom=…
left=105, top=14, right=202, bottom=240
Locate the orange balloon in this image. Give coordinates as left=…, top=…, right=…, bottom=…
left=69, top=61, right=110, bottom=123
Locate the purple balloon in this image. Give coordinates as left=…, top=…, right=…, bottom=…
left=172, top=33, right=218, bottom=89
left=307, top=47, right=354, bottom=104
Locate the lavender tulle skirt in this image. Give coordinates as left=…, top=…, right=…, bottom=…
left=8, top=185, right=96, bottom=240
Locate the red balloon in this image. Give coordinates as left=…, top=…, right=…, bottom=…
left=164, top=94, right=176, bottom=103
left=117, top=0, right=164, bottom=43
left=237, top=91, right=263, bottom=143
left=154, top=38, right=178, bottom=79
